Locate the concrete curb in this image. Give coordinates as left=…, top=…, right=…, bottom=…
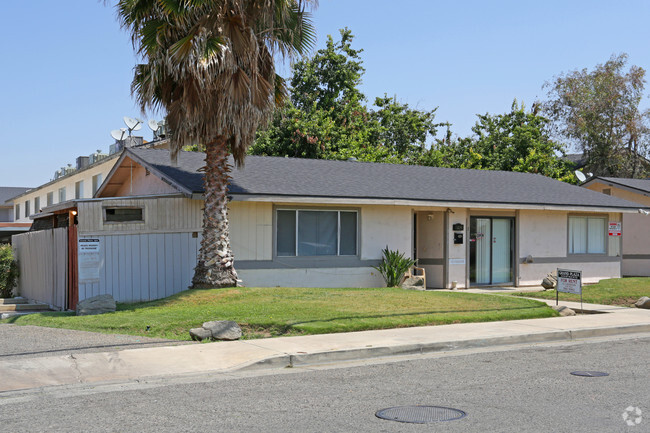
left=242, top=323, right=650, bottom=370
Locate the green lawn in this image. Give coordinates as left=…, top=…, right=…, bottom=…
left=514, top=277, right=650, bottom=306
left=2, top=287, right=557, bottom=340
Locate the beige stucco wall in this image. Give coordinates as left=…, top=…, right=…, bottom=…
left=583, top=182, right=650, bottom=276
left=13, top=157, right=118, bottom=223
left=415, top=211, right=444, bottom=288
left=239, top=268, right=385, bottom=288
left=517, top=209, right=622, bottom=285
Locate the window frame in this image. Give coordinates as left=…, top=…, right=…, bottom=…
left=24, top=200, right=30, bottom=218
left=75, top=180, right=84, bottom=199
left=58, top=187, right=66, bottom=203
left=567, top=214, right=608, bottom=255
left=15, top=204, right=20, bottom=221
left=103, top=206, right=145, bottom=224
left=46, top=192, right=54, bottom=206
left=274, top=207, right=360, bottom=259
left=34, top=196, right=40, bottom=214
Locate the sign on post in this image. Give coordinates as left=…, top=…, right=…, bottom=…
left=608, top=222, right=621, bottom=236
left=556, top=268, right=583, bottom=310
left=78, top=238, right=101, bottom=283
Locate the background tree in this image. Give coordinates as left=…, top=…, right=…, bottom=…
left=251, top=29, right=441, bottom=163
left=118, top=0, right=316, bottom=288
left=421, top=101, right=574, bottom=182
left=544, top=53, right=650, bottom=178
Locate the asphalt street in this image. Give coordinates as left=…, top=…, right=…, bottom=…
left=0, top=324, right=191, bottom=359
left=2, top=334, right=648, bottom=432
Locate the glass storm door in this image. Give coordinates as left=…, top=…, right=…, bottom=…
left=470, top=217, right=513, bottom=285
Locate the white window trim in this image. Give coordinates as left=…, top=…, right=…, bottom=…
left=568, top=215, right=607, bottom=255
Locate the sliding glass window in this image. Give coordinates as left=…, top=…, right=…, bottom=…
left=276, top=209, right=358, bottom=257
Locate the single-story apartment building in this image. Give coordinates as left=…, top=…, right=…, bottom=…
left=581, top=176, right=650, bottom=276
left=14, top=147, right=649, bottom=308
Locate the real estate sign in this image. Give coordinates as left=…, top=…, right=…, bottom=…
left=556, top=268, right=582, bottom=295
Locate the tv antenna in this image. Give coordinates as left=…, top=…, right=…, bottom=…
left=123, top=116, right=143, bottom=136
left=574, top=170, right=587, bottom=183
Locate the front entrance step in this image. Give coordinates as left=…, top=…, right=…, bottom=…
left=0, top=298, right=29, bottom=305
left=0, top=303, right=51, bottom=312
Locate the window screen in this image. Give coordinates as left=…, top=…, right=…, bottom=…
left=276, top=209, right=357, bottom=257
left=105, top=208, right=143, bottom=222
left=569, top=216, right=605, bottom=254
left=298, top=211, right=338, bottom=256
left=277, top=210, right=296, bottom=256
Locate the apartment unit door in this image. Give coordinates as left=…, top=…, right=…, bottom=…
left=469, top=217, right=514, bottom=285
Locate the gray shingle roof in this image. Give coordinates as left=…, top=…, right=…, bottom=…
left=1, top=187, right=32, bottom=206
left=593, top=177, right=650, bottom=194
left=128, top=148, right=646, bottom=210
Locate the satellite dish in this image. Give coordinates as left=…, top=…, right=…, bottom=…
left=587, top=173, right=593, bottom=178
left=110, top=129, right=127, bottom=141
left=148, top=119, right=159, bottom=131
left=123, top=116, right=138, bottom=129
left=574, top=170, right=587, bottom=182
left=132, top=122, right=142, bottom=131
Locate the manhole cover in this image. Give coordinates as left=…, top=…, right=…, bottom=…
left=570, top=371, right=609, bottom=377
left=376, top=405, right=467, bottom=423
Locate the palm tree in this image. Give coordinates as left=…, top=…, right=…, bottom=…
left=117, top=0, right=316, bottom=288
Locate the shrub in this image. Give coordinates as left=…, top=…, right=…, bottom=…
left=373, top=246, right=416, bottom=287
left=0, top=244, right=19, bottom=298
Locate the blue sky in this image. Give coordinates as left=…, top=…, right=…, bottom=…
left=2, top=0, right=650, bottom=187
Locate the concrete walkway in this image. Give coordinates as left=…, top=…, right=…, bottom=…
left=1, top=299, right=649, bottom=394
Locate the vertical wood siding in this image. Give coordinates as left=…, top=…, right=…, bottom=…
left=12, top=228, right=68, bottom=309
left=229, top=201, right=272, bottom=260
left=78, top=232, right=201, bottom=302
left=77, top=197, right=203, bottom=233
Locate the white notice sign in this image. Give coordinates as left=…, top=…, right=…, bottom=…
left=78, top=238, right=101, bottom=283
left=608, top=221, right=621, bottom=236
left=556, top=268, right=582, bottom=295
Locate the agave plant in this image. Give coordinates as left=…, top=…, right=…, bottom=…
left=373, top=246, right=416, bottom=287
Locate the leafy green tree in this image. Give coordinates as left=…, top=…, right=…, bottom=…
left=252, top=29, right=441, bottom=164
left=423, top=101, right=574, bottom=182
left=117, top=0, right=316, bottom=288
left=544, top=53, right=650, bottom=178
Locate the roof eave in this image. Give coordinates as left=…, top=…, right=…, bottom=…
left=229, top=193, right=644, bottom=213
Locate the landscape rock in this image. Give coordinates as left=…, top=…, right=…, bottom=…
left=76, top=294, right=116, bottom=316
left=401, top=276, right=425, bottom=291
left=202, top=320, right=242, bottom=340
left=541, top=277, right=556, bottom=290
left=635, top=296, right=650, bottom=309
left=552, top=305, right=576, bottom=316
left=189, top=327, right=213, bottom=341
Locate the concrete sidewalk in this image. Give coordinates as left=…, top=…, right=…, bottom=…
left=1, top=299, right=649, bottom=394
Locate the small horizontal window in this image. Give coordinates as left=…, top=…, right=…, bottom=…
left=104, top=207, right=143, bottom=222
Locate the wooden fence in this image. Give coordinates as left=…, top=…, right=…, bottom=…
left=12, top=228, right=68, bottom=309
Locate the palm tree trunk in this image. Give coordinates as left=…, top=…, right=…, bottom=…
left=192, top=138, right=238, bottom=288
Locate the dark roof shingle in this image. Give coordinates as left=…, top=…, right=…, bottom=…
left=1, top=187, right=32, bottom=206
left=595, top=177, right=650, bottom=194
left=128, top=148, right=646, bottom=210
